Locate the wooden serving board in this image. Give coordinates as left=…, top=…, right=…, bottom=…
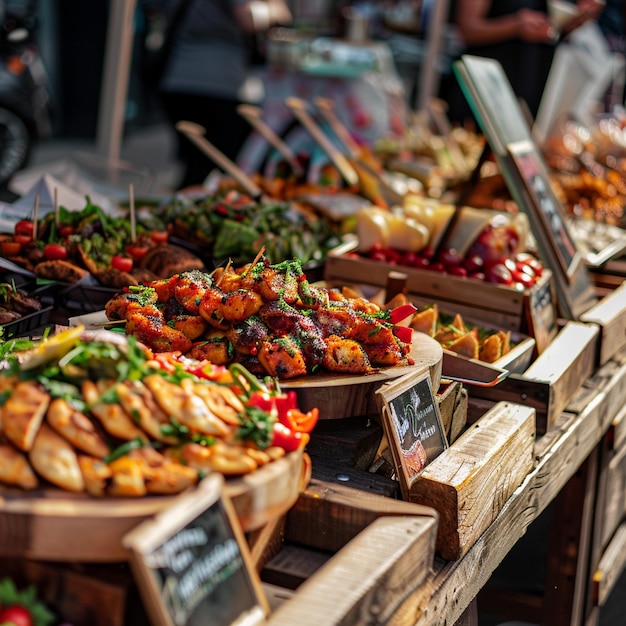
left=0, top=448, right=306, bottom=563
left=282, top=333, right=443, bottom=419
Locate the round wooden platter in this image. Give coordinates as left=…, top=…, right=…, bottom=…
left=282, top=333, right=443, bottom=419
left=0, top=447, right=307, bottom=563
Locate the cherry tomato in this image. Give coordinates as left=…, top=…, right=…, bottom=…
left=43, top=243, right=68, bottom=260
left=0, top=604, right=34, bottom=626
left=58, top=224, right=75, bottom=237
left=111, top=255, right=133, bottom=273
left=150, top=230, right=169, bottom=244
left=126, top=245, right=149, bottom=262
left=1, top=241, right=22, bottom=256
left=13, top=234, right=32, bottom=246
left=14, top=219, right=34, bottom=237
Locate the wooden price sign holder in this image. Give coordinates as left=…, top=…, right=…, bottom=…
left=123, top=473, right=269, bottom=626
left=453, top=54, right=597, bottom=322
left=375, top=367, right=448, bottom=501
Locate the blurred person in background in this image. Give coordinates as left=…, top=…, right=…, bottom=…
left=152, top=0, right=291, bottom=190
left=444, top=0, right=606, bottom=125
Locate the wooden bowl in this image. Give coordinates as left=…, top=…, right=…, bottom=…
left=0, top=448, right=306, bottom=563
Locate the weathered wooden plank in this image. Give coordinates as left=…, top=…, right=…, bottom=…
left=408, top=402, right=536, bottom=560
left=593, top=522, right=626, bottom=606
left=581, top=281, right=626, bottom=365
left=386, top=364, right=620, bottom=626
left=267, top=515, right=438, bottom=626
left=285, top=478, right=438, bottom=552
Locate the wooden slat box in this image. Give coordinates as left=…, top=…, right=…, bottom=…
left=265, top=479, right=439, bottom=626
left=324, top=239, right=554, bottom=334
left=467, top=321, right=599, bottom=434
left=407, top=401, right=536, bottom=560
left=580, top=281, right=626, bottom=365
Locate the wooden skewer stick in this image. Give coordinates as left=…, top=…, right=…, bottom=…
left=237, top=104, right=305, bottom=178
left=54, top=187, right=60, bottom=228
left=175, top=120, right=264, bottom=200
left=314, top=97, right=362, bottom=159
left=285, top=97, right=359, bottom=187
left=129, top=183, right=136, bottom=242
left=32, top=194, right=40, bottom=241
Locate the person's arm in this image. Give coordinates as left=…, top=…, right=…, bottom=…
left=232, top=0, right=291, bottom=34
left=560, top=0, right=605, bottom=36
left=456, top=0, right=556, bottom=45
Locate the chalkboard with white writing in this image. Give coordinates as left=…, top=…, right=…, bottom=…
left=124, top=474, right=268, bottom=626
left=376, top=369, right=447, bottom=500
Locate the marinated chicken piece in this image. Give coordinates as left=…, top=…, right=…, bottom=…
left=115, top=380, right=178, bottom=444
left=0, top=443, right=38, bottom=489
left=104, top=287, right=158, bottom=321
left=258, top=336, right=307, bottom=379
left=82, top=380, right=149, bottom=442
left=78, top=455, right=113, bottom=497
left=188, top=331, right=232, bottom=365
left=2, top=380, right=50, bottom=451
left=294, top=317, right=326, bottom=368
left=322, top=335, right=374, bottom=374
left=225, top=316, right=271, bottom=355
left=46, top=398, right=109, bottom=458
left=259, top=301, right=303, bottom=335
left=312, top=305, right=358, bottom=338
left=29, top=423, right=85, bottom=493
left=362, top=341, right=405, bottom=367
left=198, top=287, right=263, bottom=327
left=255, top=266, right=299, bottom=303
left=126, top=306, right=193, bottom=353
left=151, top=275, right=177, bottom=302
left=169, top=314, right=208, bottom=340
left=143, top=374, right=232, bottom=437
left=347, top=318, right=396, bottom=346
left=173, top=270, right=214, bottom=314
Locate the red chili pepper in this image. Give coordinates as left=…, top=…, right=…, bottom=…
left=387, top=303, right=418, bottom=325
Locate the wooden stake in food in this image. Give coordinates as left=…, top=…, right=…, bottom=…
left=237, top=104, right=304, bottom=178
left=285, top=97, right=359, bottom=187
left=54, top=187, right=60, bottom=228
left=175, top=120, right=264, bottom=201
left=32, top=194, right=40, bottom=240
left=129, top=183, right=136, bottom=242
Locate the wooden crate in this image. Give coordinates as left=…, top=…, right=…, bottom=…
left=264, top=478, right=439, bottom=626
left=467, top=321, right=599, bottom=434
left=408, top=401, right=536, bottom=560
left=580, top=281, right=626, bottom=365
left=324, top=239, right=554, bottom=334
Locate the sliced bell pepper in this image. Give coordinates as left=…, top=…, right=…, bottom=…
left=393, top=324, right=414, bottom=344
left=387, top=303, right=418, bottom=325
left=271, top=422, right=310, bottom=452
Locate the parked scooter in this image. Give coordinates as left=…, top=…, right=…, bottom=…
left=0, top=6, right=52, bottom=189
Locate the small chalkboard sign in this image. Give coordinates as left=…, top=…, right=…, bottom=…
left=123, top=474, right=268, bottom=626
left=376, top=368, right=448, bottom=500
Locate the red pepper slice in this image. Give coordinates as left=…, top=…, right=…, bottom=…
left=387, top=303, right=418, bottom=325
left=285, top=407, right=319, bottom=433
left=393, top=324, right=414, bottom=344
left=271, top=422, right=309, bottom=452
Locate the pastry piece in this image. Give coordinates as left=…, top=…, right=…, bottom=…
left=0, top=443, right=38, bottom=489
left=2, top=381, right=50, bottom=451
left=29, top=423, right=85, bottom=492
